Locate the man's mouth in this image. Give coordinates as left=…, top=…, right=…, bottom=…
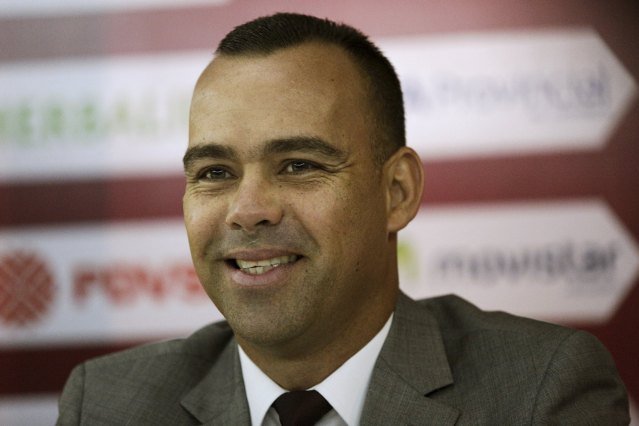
left=232, top=255, right=299, bottom=275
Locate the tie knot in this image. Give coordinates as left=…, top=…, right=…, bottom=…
left=272, top=390, right=332, bottom=426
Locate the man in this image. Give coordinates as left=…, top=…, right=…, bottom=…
left=57, top=12, right=629, bottom=425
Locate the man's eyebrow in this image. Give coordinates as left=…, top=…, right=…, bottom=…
left=182, top=143, right=236, bottom=170
left=182, top=136, right=347, bottom=170
left=264, top=136, right=346, bottom=160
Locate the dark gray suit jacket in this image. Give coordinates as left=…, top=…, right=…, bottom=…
left=56, top=293, right=630, bottom=425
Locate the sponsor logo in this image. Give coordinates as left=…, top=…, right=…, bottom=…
left=0, top=221, right=219, bottom=346
left=73, top=262, right=206, bottom=304
left=433, top=240, right=618, bottom=291
left=402, top=63, right=610, bottom=119
left=380, top=28, right=637, bottom=157
left=0, top=53, right=208, bottom=181
left=398, top=200, right=639, bottom=322
left=0, top=251, right=56, bottom=326
left=0, top=91, right=189, bottom=148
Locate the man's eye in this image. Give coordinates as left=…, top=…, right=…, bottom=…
left=285, top=161, right=317, bottom=173
left=201, top=167, right=231, bottom=180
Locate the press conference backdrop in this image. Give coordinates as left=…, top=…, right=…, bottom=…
left=1, top=1, right=638, bottom=424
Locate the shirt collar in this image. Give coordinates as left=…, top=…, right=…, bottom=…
left=238, top=314, right=393, bottom=426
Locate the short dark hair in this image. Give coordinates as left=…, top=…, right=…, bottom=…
left=216, top=12, right=405, bottom=165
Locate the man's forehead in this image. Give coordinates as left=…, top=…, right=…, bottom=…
left=193, top=45, right=365, bottom=115
left=188, top=41, right=375, bottom=164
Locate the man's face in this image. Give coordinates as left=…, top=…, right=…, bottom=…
left=184, top=42, right=398, bottom=355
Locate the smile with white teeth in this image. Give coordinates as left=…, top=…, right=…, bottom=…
left=235, top=255, right=298, bottom=275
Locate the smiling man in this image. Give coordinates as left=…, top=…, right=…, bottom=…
left=57, top=13, right=629, bottom=426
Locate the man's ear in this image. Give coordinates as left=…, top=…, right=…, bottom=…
left=383, top=147, right=424, bottom=233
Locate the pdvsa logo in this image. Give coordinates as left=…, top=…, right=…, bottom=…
left=0, top=251, right=56, bottom=326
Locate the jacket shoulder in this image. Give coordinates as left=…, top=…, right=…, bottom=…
left=413, top=294, right=629, bottom=424
left=415, top=294, right=602, bottom=380
left=57, top=321, right=235, bottom=425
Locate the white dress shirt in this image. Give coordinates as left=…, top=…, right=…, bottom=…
left=238, top=314, right=393, bottom=426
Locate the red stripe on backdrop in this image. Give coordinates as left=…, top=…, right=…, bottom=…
left=0, top=175, right=185, bottom=227
left=422, top=105, right=639, bottom=239
left=0, top=342, right=142, bottom=395
left=0, top=0, right=638, bottom=66
left=1, top=150, right=637, bottom=228
left=1, top=132, right=638, bottom=235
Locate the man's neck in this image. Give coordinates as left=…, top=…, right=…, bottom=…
left=236, top=301, right=395, bottom=390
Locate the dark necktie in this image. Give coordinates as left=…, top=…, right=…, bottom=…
left=272, top=390, right=332, bottom=426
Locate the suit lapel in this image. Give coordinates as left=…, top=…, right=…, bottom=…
left=180, top=339, right=251, bottom=425
left=360, top=293, right=459, bottom=425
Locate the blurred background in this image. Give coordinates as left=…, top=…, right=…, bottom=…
left=1, top=0, right=637, bottom=424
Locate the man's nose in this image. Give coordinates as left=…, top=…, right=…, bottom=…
left=224, top=174, right=283, bottom=232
